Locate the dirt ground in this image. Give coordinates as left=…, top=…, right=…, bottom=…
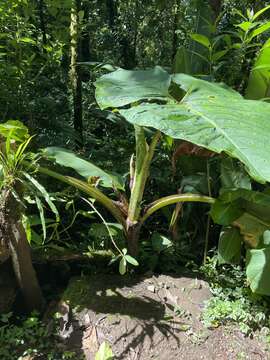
left=57, top=274, right=270, bottom=360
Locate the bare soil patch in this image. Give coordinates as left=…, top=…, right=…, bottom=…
left=58, top=274, right=269, bottom=360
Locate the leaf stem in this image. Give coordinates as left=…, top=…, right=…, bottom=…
left=141, top=193, right=215, bottom=225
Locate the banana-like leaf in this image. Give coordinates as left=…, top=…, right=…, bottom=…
left=43, top=147, right=124, bottom=190
left=95, top=66, right=171, bottom=109
left=245, top=39, right=270, bottom=100
left=120, top=74, right=270, bottom=183
left=95, top=67, right=270, bottom=183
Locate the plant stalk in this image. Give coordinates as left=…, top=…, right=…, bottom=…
left=35, top=165, right=127, bottom=231
left=127, top=128, right=161, bottom=255
left=141, top=193, right=215, bottom=225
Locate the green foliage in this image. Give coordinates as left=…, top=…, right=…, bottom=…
left=201, top=257, right=270, bottom=335
left=43, top=147, right=124, bottom=189
left=212, top=186, right=270, bottom=295
left=0, top=312, right=78, bottom=360
left=246, top=39, right=270, bottom=100
left=246, top=245, right=270, bottom=295
left=3, top=0, right=270, bottom=318
left=96, top=66, right=270, bottom=184
left=95, top=66, right=171, bottom=109
left=218, top=227, right=242, bottom=264
left=0, top=120, right=59, bottom=240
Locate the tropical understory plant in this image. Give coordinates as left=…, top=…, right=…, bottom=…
left=0, top=121, right=59, bottom=311
left=37, top=66, right=270, bottom=294
left=3, top=64, right=270, bottom=297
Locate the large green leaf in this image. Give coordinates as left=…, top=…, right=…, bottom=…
left=245, top=39, right=270, bottom=100
left=95, top=67, right=270, bottom=183
left=119, top=73, right=270, bottom=183
left=211, top=188, right=270, bottom=225
left=210, top=199, right=243, bottom=226
left=218, top=227, right=242, bottom=264
left=233, top=212, right=270, bottom=248
left=211, top=188, right=270, bottom=247
left=246, top=247, right=270, bottom=295
left=43, top=147, right=124, bottom=190
left=95, top=66, right=171, bottom=109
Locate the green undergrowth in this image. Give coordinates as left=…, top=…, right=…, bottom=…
left=0, top=312, right=78, bottom=360
left=200, top=256, right=270, bottom=337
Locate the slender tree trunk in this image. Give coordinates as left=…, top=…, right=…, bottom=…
left=171, top=1, right=179, bottom=63
left=38, top=0, right=47, bottom=46
left=0, top=189, right=44, bottom=312
left=106, top=0, right=118, bottom=28
left=70, top=0, right=83, bottom=147
left=106, top=0, right=136, bottom=69
left=209, top=0, right=222, bottom=19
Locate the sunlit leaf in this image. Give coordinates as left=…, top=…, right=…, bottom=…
left=246, top=247, right=270, bottom=295
left=95, top=66, right=171, bottom=109
left=119, top=257, right=126, bottom=275
left=190, top=33, right=211, bottom=49
left=125, top=255, right=139, bottom=266
left=43, top=147, right=124, bottom=190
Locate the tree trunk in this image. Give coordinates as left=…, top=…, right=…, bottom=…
left=38, top=0, right=47, bottom=46
left=0, top=189, right=44, bottom=312
left=106, top=0, right=136, bottom=69
left=209, top=0, right=222, bottom=19
left=106, top=0, right=118, bottom=28
left=171, top=1, right=179, bottom=63
left=70, top=0, right=83, bottom=147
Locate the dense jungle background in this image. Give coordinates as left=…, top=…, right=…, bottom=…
left=1, top=0, right=270, bottom=359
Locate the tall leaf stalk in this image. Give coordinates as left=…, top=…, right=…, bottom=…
left=36, top=126, right=215, bottom=256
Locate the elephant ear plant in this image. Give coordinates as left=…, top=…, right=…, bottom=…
left=41, top=66, right=270, bottom=263
left=3, top=67, right=270, bottom=296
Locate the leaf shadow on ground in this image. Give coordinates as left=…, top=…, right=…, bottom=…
left=62, top=274, right=197, bottom=358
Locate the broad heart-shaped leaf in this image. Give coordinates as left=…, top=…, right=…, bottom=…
left=218, top=227, right=242, bottom=264
left=246, top=247, right=270, bottom=295
left=43, top=147, right=124, bottom=190
left=211, top=188, right=270, bottom=247
left=119, top=73, right=270, bottom=183
left=233, top=213, right=270, bottom=248
left=95, top=66, right=171, bottom=110
left=211, top=188, right=270, bottom=225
